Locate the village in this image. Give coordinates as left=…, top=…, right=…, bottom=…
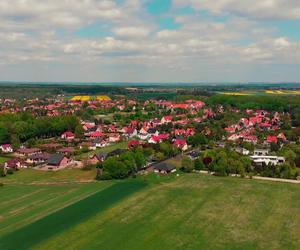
left=1, top=94, right=299, bottom=180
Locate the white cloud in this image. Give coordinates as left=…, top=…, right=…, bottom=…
left=0, top=0, right=300, bottom=82
left=0, top=0, right=124, bottom=31
left=173, top=0, right=300, bottom=20
left=113, top=26, right=150, bottom=38
left=274, top=37, right=291, bottom=47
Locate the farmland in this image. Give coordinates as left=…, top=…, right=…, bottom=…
left=70, top=95, right=111, bottom=101
left=220, top=89, right=300, bottom=96
left=1, top=173, right=300, bottom=250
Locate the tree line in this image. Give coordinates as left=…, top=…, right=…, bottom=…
left=0, top=113, right=79, bottom=147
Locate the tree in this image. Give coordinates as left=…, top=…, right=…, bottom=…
left=214, top=163, right=227, bottom=176
left=103, top=157, right=129, bottom=179
left=0, top=125, right=10, bottom=144
left=10, top=134, right=20, bottom=149
left=75, top=124, right=84, bottom=139
left=0, top=165, right=7, bottom=177
left=181, top=156, right=194, bottom=173
left=155, top=152, right=165, bottom=161
left=133, top=150, right=146, bottom=170
left=120, top=152, right=136, bottom=173
left=191, top=133, right=208, bottom=146
left=194, top=158, right=205, bottom=171
left=159, top=142, right=173, bottom=157
left=270, top=142, right=280, bottom=152
left=281, top=149, right=297, bottom=166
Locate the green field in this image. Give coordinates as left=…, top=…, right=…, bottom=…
left=75, top=141, right=128, bottom=160
left=0, top=155, right=13, bottom=164
left=1, top=172, right=300, bottom=250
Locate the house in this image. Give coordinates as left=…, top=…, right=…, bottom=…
left=108, top=133, right=121, bottom=143
left=153, top=162, right=176, bottom=174
left=191, top=100, right=205, bottom=109
left=234, top=147, right=250, bottom=155
left=90, top=152, right=108, bottom=164
left=121, top=127, right=137, bottom=138
left=138, top=127, right=153, bottom=140
left=239, top=118, right=249, bottom=128
left=90, top=131, right=105, bottom=139
left=277, top=133, right=287, bottom=142
left=243, top=135, right=258, bottom=144
left=148, top=134, right=169, bottom=144
left=228, top=133, right=241, bottom=141
left=47, top=154, right=69, bottom=168
left=107, top=149, right=128, bottom=157
left=83, top=123, right=95, bottom=131
left=94, top=138, right=108, bottom=148
left=173, top=139, right=188, bottom=151
left=225, top=126, right=236, bottom=134
left=267, top=135, right=278, bottom=144
left=40, top=143, right=63, bottom=152
left=26, top=153, right=50, bottom=165
left=128, top=140, right=142, bottom=149
left=58, top=147, right=75, bottom=155
left=0, top=144, right=13, bottom=153
left=147, top=128, right=158, bottom=135
left=61, top=131, right=75, bottom=140
left=215, top=141, right=226, bottom=148
left=4, top=158, right=24, bottom=170
left=250, top=155, right=285, bottom=166
left=253, top=149, right=269, bottom=156
left=79, top=142, right=96, bottom=150
left=17, top=148, right=42, bottom=156
left=161, top=116, right=172, bottom=124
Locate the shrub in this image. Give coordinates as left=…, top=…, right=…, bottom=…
left=7, top=169, right=14, bottom=175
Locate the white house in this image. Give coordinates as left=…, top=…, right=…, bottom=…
left=250, top=155, right=285, bottom=166
left=253, top=149, right=269, bottom=156
left=234, top=147, right=250, bottom=155
left=0, top=144, right=13, bottom=153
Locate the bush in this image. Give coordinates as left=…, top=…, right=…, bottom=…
left=194, top=158, right=205, bottom=171
left=7, top=169, right=14, bottom=175
left=181, top=156, right=194, bottom=173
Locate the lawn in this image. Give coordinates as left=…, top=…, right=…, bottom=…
left=0, top=154, right=13, bottom=164
left=1, top=174, right=300, bottom=249
left=75, top=141, right=128, bottom=160
left=0, top=168, right=98, bottom=185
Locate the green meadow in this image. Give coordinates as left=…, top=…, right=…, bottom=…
left=1, top=171, right=300, bottom=250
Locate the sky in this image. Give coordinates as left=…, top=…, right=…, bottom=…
left=0, top=0, right=300, bottom=83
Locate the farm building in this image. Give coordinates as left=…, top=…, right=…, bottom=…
left=47, top=154, right=69, bottom=168
left=153, top=162, right=176, bottom=174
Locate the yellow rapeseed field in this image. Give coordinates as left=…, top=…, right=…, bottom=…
left=71, top=95, right=111, bottom=101
left=221, top=92, right=252, bottom=96
left=265, top=90, right=300, bottom=95
left=96, top=96, right=111, bottom=101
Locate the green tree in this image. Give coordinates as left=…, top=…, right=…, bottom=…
left=133, top=150, right=146, bottom=170
left=181, top=156, right=194, bottom=173
left=75, top=124, right=85, bottom=139
left=0, top=125, right=10, bottom=144
left=103, top=157, right=129, bottom=179
left=194, top=158, right=205, bottom=171
left=270, top=142, right=280, bottom=152
left=0, top=165, right=7, bottom=177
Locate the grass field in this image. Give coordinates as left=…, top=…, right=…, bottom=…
left=0, top=154, right=13, bottom=164
left=1, top=173, right=300, bottom=250
left=75, top=141, right=128, bottom=160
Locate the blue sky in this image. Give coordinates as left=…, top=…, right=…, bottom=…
left=0, top=0, right=300, bottom=82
